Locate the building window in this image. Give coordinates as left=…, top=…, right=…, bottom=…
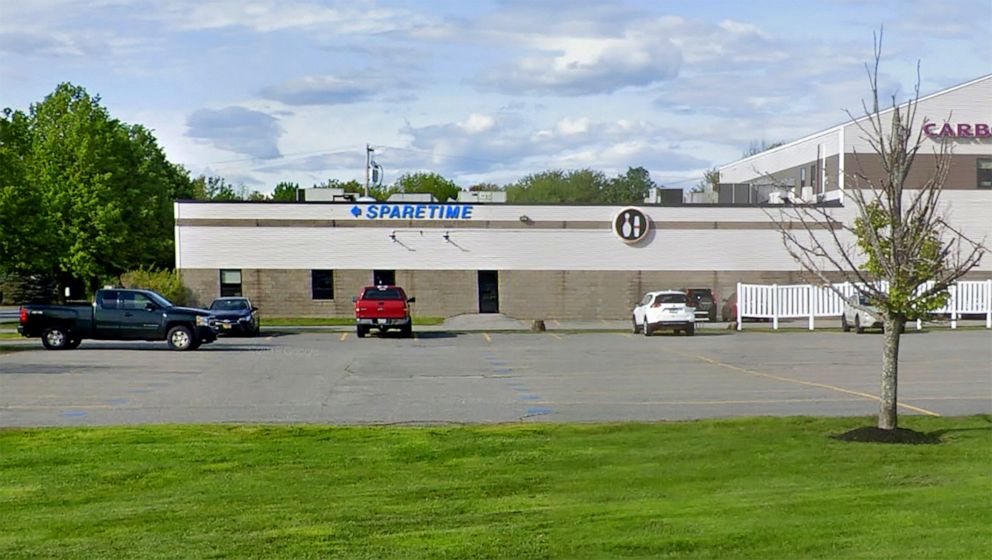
left=979, top=158, right=992, bottom=189
left=373, top=270, right=395, bottom=286
left=219, top=269, right=242, bottom=297
left=312, top=270, right=334, bottom=300
left=810, top=164, right=817, bottom=187
left=799, top=167, right=806, bottom=188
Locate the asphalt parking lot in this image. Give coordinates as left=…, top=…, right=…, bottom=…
left=1, top=327, right=989, bottom=427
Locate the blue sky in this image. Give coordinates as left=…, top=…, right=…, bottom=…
left=2, top=0, right=989, bottom=193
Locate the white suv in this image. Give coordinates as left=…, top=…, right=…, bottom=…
left=632, top=290, right=697, bottom=336
left=841, top=294, right=883, bottom=333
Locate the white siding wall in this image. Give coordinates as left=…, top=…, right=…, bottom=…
left=720, top=75, right=992, bottom=183
left=719, top=127, right=841, bottom=184
left=844, top=76, right=992, bottom=155
left=174, top=193, right=992, bottom=273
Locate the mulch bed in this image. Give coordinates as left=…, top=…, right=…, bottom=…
left=831, top=426, right=942, bottom=444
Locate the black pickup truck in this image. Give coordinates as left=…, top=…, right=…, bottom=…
left=18, top=288, right=217, bottom=351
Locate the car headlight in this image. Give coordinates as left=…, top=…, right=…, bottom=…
left=196, top=315, right=210, bottom=326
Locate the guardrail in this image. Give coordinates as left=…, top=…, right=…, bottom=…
left=736, top=279, right=992, bottom=330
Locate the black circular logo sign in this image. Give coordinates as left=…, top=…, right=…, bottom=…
left=613, top=207, right=650, bottom=244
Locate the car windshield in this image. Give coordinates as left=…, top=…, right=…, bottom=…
left=362, top=288, right=404, bottom=300
left=655, top=293, right=687, bottom=304
left=144, top=290, right=173, bottom=308
left=211, top=299, right=249, bottom=311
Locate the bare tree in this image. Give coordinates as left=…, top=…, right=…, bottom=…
left=772, top=31, right=986, bottom=431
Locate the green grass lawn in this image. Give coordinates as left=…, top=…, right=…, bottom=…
left=263, top=316, right=444, bottom=327
left=2, top=416, right=989, bottom=559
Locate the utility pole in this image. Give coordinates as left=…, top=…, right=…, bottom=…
left=364, top=144, right=374, bottom=198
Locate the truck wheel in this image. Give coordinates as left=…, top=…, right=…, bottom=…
left=65, top=338, right=82, bottom=349
left=855, top=315, right=865, bottom=334
left=167, top=325, right=196, bottom=350
left=356, top=326, right=366, bottom=338
left=643, top=323, right=652, bottom=336
left=41, top=327, right=70, bottom=350
left=401, top=324, right=413, bottom=338
left=841, top=314, right=851, bottom=332
left=632, top=316, right=641, bottom=334
left=708, top=308, right=717, bottom=322
left=686, top=324, right=696, bottom=336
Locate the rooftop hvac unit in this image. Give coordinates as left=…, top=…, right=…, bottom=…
left=821, top=189, right=844, bottom=203
left=766, top=192, right=786, bottom=205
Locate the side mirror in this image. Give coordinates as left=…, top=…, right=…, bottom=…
left=407, top=296, right=416, bottom=303
left=251, top=306, right=259, bottom=312
left=351, top=296, right=358, bottom=303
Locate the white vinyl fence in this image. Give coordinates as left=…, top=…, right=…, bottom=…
left=736, top=279, right=992, bottom=330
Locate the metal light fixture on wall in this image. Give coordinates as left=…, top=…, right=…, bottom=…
left=519, top=215, right=531, bottom=223
left=389, top=230, right=397, bottom=242
left=442, top=231, right=451, bottom=242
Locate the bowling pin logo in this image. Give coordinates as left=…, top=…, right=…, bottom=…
left=613, top=208, right=650, bottom=244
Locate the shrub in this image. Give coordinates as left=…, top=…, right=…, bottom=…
left=118, top=268, right=191, bottom=306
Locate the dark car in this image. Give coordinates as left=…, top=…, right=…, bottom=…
left=682, top=288, right=718, bottom=322
left=209, top=297, right=260, bottom=336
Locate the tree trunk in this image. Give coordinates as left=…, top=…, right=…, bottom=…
left=878, top=316, right=904, bottom=430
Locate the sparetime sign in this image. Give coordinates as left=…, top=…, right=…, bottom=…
left=923, top=122, right=991, bottom=138
left=351, top=204, right=475, bottom=220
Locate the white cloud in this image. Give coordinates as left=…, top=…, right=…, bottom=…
left=478, top=28, right=682, bottom=96
left=458, top=113, right=496, bottom=133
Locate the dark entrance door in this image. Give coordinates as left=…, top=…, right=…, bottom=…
left=373, top=270, right=395, bottom=286
left=478, top=270, right=499, bottom=314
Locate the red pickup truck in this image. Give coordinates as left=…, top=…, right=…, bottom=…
left=353, top=285, right=416, bottom=338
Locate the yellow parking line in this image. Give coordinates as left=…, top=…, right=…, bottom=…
left=483, top=333, right=492, bottom=343
left=548, top=333, right=562, bottom=340
left=673, top=350, right=940, bottom=417
left=553, top=320, right=561, bottom=327
left=535, top=397, right=872, bottom=406
left=339, top=332, right=348, bottom=341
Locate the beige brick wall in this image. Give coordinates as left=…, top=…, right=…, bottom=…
left=182, top=268, right=992, bottom=319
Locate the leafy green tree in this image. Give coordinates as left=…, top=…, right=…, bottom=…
left=119, top=267, right=191, bottom=306
left=271, top=181, right=299, bottom=201
left=601, top=166, right=655, bottom=204
left=1, top=83, right=187, bottom=296
left=506, top=169, right=606, bottom=203
left=692, top=168, right=720, bottom=194
left=393, top=171, right=460, bottom=202
left=191, top=176, right=240, bottom=201
left=25, top=84, right=179, bottom=292
left=0, top=108, right=54, bottom=278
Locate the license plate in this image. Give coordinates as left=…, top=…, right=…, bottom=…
left=222, top=324, right=231, bottom=329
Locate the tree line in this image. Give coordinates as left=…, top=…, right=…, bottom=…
left=0, top=83, right=665, bottom=301
left=273, top=166, right=659, bottom=206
